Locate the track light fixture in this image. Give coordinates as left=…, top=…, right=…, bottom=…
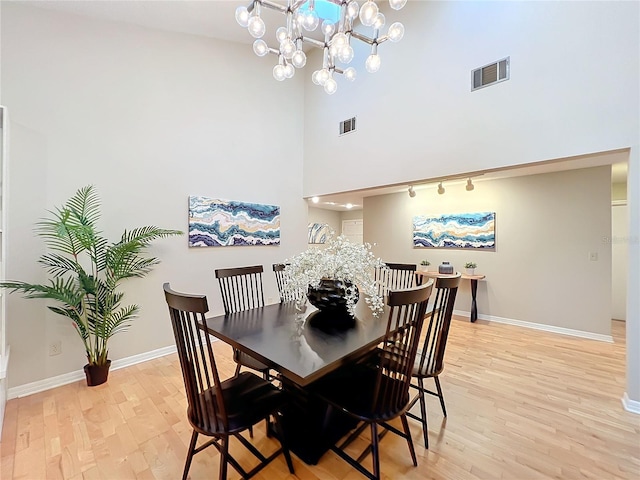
left=408, top=185, right=416, bottom=198
left=437, top=182, right=445, bottom=195
left=465, top=178, right=474, bottom=191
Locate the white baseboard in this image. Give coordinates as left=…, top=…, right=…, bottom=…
left=7, top=345, right=177, bottom=400
left=454, top=309, right=614, bottom=343
left=622, top=392, right=640, bottom=414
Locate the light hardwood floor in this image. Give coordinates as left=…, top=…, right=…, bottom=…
left=1, top=318, right=638, bottom=479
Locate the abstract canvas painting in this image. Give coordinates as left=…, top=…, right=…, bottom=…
left=308, top=223, right=330, bottom=244
left=189, top=196, right=280, bottom=247
left=413, top=212, right=496, bottom=249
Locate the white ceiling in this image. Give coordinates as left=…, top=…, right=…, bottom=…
left=28, top=0, right=250, bottom=44
left=24, top=1, right=630, bottom=211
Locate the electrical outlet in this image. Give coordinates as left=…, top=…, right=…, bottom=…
left=49, top=340, right=62, bottom=356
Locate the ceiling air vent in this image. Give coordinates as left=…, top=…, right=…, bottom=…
left=472, top=57, right=509, bottom=91
left=339, top=117, right=357, bottom=136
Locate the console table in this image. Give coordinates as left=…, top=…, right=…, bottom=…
left=416, top=271, right=486, bottom=322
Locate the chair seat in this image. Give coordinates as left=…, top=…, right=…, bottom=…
left=310, top=363, right=410, bottom=422
left=234, top=348, right=270, bottom=372
left=190, top=372, right=284, bottom=434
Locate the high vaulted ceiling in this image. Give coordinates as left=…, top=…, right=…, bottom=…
left=29, top=1, right=251, bottom=43
left=24, top=1, right=630, bottom=211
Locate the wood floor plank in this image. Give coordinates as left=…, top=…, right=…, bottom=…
left=1, top=319, right=638, bottom=479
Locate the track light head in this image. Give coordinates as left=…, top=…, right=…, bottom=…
left=408, top=185, right=416, bottom=198
left=466, top=178, right=474, bottom=191
left=437, top=182, right=445, bottom=195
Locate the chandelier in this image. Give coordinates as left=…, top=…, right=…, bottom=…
left=235, top=0, right=407, bottom=94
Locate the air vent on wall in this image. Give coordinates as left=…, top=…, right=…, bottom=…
left=472, top=57, right=509, bottom=91
left=339, top=117, right=357, bottom=136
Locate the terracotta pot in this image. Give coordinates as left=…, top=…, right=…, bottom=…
left=84, top=360, right=112, bottom=387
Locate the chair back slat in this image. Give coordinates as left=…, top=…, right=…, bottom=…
left=273, top=263, right=287, bottom=301
left=417, top=274, right=461, bottom=376
left=375, top=262, right=417, bottom=297
left=164, top=283, right=227, bottom=432
left=273, top=263, right=307, bottom=302
left=372, top=282, right=433, bottom=417
left=215, top=265, right=265, bottom=314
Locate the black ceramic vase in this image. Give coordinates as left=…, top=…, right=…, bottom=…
left=307, top=278, right=359, bottom=317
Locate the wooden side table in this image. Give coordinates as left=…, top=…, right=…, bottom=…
left=416, top=271, right=486, bottom=322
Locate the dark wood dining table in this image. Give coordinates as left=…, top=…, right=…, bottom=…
left=204, top=298, right=391, bottom=464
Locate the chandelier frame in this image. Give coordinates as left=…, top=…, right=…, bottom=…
left=236, top=0, right=406, bottom=94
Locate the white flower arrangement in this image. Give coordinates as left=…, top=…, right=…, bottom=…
left=283, top=235, right=386, bottom=316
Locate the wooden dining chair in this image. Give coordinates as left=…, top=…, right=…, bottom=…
left=215, top=265, right=271, bottom=379
left=273, top=263, right=293, bottom=302
left=163, top=283, right=295, bottom=480
left=273, top=263, right=306, bottom=304
left=406, top=273, right=461, bottom=448
left=310, top=282, right=433, bottom=480
left=375, top=262, right=417, bottom=297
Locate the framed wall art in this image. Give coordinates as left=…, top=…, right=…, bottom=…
left=308, top=223, right=330, bottom=244
left=188, top=196, right=280, bottom=247
left=413, top=212, right=495, bottom=249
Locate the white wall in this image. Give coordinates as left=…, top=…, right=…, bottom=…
left=625, top=147, right=640, bottom=408
left=303, top=1, right=639, bottom=196
left=1, top=4, right=308, bottom=388
left=364, top=166, right=612, bottom=336
left=308, top=206, right=342, bottom=236
left=303, top=0, right=640, bottom=409
left=612, top=204, right=628, bottom=321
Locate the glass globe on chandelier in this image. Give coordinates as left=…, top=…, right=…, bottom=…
left=235, top=0, right=407, bottom=95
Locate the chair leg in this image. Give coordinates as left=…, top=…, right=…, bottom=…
left=182, top=430, right=198, bottom=480
left=434, top=376, right=447, bottom=417
left=218, top=436, right=229, bottom=480
left=370, top=423, right=381, bottom=480
left=273, top=411, right=295, bottom=474
left=234, top=362, right=242, bottom=377
left=417, top=378, right=429, bottom=448
left=262, top=370, right=272, bottom=437
left=400, top=414, right=418, bottom=467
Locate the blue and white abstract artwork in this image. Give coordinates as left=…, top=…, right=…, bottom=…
left=308, top=223, right=330, bottom=244
left=413, top=212, right=496, bottom=249
left=189, top=196, right=280, bottom=247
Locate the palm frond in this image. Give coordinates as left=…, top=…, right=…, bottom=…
left=0, top=278, right=84, bottom=306
left=106, top=255, right=160, bottom=283
left=91, top=235, right=109, bottom=272
left=66, top=185, right=101, bottom=227
left=90, top=304, right=139, bottom=339
left=38, top=253, right=85, bottom=277
left=35, top=211, right=85, bottom=256
left=120, top=226, right=183, bottom=245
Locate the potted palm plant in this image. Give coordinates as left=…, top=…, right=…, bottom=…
left=0, top=185, right=182, bottom=386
